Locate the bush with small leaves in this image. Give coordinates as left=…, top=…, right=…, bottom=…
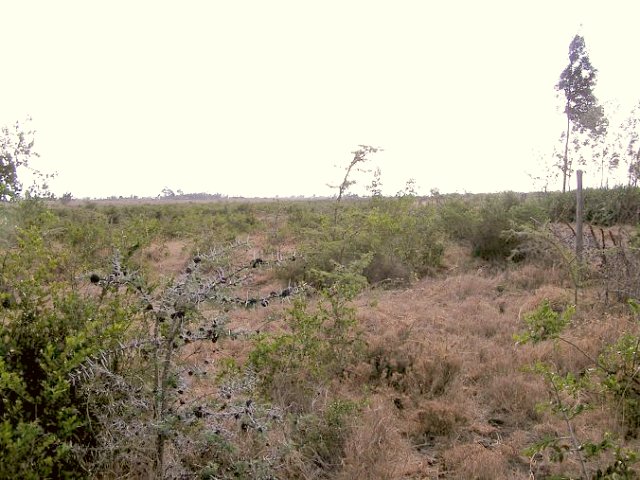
left=514, top=300, right=575, bottom=344
left=0, top=207, right=132, bottom=478
left=516, top=300, right=640, bottom=478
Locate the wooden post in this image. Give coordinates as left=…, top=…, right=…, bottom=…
left=575, top=170, right=583, bottom=304
left=576, top=170, right=583, bottom=264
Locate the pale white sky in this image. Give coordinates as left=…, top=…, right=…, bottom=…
left=2, top=1, right=639, bottom=198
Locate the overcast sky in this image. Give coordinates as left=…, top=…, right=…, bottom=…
left=2, top=1, right=639, bottom=198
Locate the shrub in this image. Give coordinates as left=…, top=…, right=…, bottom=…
left=514, top=300, right=575, bottom=344
left=599, top=328, right=640, bottom=435
left=516, top=299, right=640, bottom=478
left=470, top=194, right=523, bottom=261
left=438, top=198, right=478, bottom=241
left=0, top=218, right=130, bottom=478
left=281, top=197, right=444, bottom=286
left=251, top=260, right=366, bottom=404
left=544, top=186, right=640, bottom=225
left=293, top=399, right=361, bottom=472
left=438, top=193, right=548, bottom=262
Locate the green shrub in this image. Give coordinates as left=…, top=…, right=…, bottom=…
left=514, top=300, right=574, bottom=344
left=516, top=299, right=640, bottom=478
left=544, top=186, right=640, bottom=225
left=281, top=197, right=444, bottom=286
left=0, top=218, right=131, bottom=478
left=251, top=261, right=366, bottom=405
left=438, top=198, right=478, bottom=240
left=470, top=194, right=522, bottom=261
left=600, top=327, right=640, bottom=435
left=293, top=399, right=360, bottom=472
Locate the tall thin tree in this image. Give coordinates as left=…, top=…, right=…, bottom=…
left=556, top=35, right=606, bottom=193
left=622, top=101, right=640, bottom=186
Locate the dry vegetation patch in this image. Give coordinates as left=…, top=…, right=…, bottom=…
left=141, top=239, right=192, bottom=280
left=335, top=264, right=571, bottom=477
left=10, top=195, right=640, bottom=478
left=136, top=231, right=640, bottom=478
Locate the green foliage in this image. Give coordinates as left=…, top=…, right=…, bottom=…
left=556, top=34, right=607, bottom=194
left=0, top=118, right=39, bottom=201
left=529, top=362, right=592, bottom=420
left=557, top=35, right=605, bottom=136
left=438, top=193, right=549, bottom=261
left=524, top=435, right=572, bottom=465
left=592, top=447, right=638, bottom=479
left=515, top=300, right=575, bottom=344
left=473, top=193, right=549, bottom=261
left=0, top=205, right=132, bottom=478
left=544, top=187, right=640, bottom=226
left=525, top=434, right=638, bottom=479
left=251, top=259, right=366, bottom=409
left=283, top=197, right=444, bottom=286
left=251, top=293, right=363, bottom=395
left=10, top=188, right=640, bottom=478
left=471, top=194, right=523, bottom=260
left=522, top=360, right=637, bottom=478
left=518, top=300, right=640, bottom=478
left=293, top=398, right=361, bottom=471
left=437, top=198, right=478, bottom=240
left=599, top=329, right=640, bottom=434
left=364, top=198, right=444, bottom=279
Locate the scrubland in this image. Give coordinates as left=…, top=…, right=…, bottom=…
left=3, top=188, right=640, bottom=479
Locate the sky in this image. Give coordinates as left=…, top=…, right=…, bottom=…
left=1, top=1, right=639, bottom=199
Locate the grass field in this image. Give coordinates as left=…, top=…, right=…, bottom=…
left=2, top=190, right=640, bottom=479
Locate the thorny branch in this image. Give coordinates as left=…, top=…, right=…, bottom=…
left=71, top=239, right=307, bottom=477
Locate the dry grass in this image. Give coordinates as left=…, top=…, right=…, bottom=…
left=341, top=258, right=552, bottom=476
left=140, top=239, right=192, bottom=280
left=159, top=236, right=640, bottom=478
left=338, top=399, right=428, bottom=480
left=505, top=261, right=569, bottom=291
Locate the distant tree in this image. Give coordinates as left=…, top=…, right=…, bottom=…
left=590, top=102, right=621, bottom=188
left=556, top=34, right=607, bottom=192
left=396, top=178, right=419, bottom=197
left=328, top=145, right=382, bottom=227
left=60, top=192, right=73, bottom=204
left=620, top=101, right=640, bottom=186
left=329, top=145, right=382, bottom=202
left=161, top=187, right=175, bottom=198
left=0, top=118, right=39, bottom=201
left=366, top=167, right=383, bottom=197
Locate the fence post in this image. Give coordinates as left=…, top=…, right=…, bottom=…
left=575, top=170, right=583, bottom=305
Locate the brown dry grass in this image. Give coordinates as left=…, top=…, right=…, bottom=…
left=140, top=239, right=192, bottom=280
left=158, top=235, right=640, bottom=478
left=338, top=398, right=428, bottom=480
